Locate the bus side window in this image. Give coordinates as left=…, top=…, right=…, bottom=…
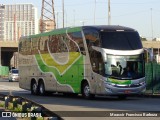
left=68, top=31, right=85, bottom=55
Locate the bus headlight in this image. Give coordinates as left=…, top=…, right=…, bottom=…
left=139, top=81, right=146, bottom=86
left=105, top=81, right=116, bottom=86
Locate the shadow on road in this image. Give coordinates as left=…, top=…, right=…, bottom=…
left=1, top=91, right=151, bottom=111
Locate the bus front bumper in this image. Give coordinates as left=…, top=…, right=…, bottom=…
left=104, top=83, right=146, bottom=95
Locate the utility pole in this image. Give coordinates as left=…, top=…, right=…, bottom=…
left=14, top=13, right=16, bottom=41
left=40, top=0, right=56, bottom=32
left=108, top=0, right=111, bottom=25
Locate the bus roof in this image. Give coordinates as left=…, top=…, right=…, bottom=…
left=20, top=25, right=137, bottom=39
left=82, top=25, right=137, bottom=32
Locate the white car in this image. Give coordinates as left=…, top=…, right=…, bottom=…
left=9, top=69, right=19, bottom=82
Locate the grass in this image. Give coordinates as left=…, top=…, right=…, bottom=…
left=0, top=101, right=5, bottom=107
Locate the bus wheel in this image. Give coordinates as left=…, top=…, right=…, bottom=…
left=38, top=81, right=45, bottom=96
left=82, top=82, right=95, bottom=99
left=31, top=81, right=38, bottom=95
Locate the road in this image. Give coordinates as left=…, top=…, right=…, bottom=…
left=0, top=79, right=160, bottom=120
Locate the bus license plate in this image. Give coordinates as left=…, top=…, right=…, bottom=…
left=124, top=90, right=131, bottom=94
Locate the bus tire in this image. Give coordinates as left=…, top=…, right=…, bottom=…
left=82, top=82, right=95, bottom=99
left=38, top=81, right=46, bottom=96
left=31, top=81, right=38, bottom=95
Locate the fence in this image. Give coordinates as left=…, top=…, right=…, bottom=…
left=0, top=66, right=9, bottom=77
left=145, top=62, right=160, bottom=94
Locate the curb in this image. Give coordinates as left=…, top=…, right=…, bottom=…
left=142, top=94, right=160, bottom=98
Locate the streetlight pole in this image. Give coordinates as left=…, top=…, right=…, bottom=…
left=73, top=10, right=75, bottom=26
left=62, top=0, right=64, bottom=28
left=80, top=21, right=85, bottom=26
left=55, top=11, right=62, bottom=29
left=151, top=8, right=153, bottom=41
left=108, top=0, right=111, bottom=25
left=56, top=12, right=59, bottom=29
left=65, top=11, right=67, bottom=27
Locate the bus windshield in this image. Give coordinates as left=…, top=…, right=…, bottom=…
left=104, top=54, right=144, bottom=79
left=100, top=31, right=142, bottom=50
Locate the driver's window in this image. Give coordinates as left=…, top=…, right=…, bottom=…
left=90, top=50, right=104, bottom=75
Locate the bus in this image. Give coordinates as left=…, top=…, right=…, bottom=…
left=18, top=25, right=146, bottom=99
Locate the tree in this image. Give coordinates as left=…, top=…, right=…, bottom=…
left=140, top=37, right=147, bottom=41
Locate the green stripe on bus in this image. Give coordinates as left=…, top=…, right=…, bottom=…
left=35, top=54, right=84, bottom=93
left=30, top=27, right=82, bottom=38
left=108, top=78, right=131, bottom=85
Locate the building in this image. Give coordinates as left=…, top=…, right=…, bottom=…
left=142, top=41, right=160, bottom=63
left=0, top=5, right=5, bottom=40
left=153, top=38, right=160, bottom=41
left=0, top=3, right=38, bottom=41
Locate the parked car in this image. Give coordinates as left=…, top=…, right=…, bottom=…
left=8, top=69, right=19, bottom=82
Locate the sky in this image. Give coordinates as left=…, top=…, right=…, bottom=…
left=1, top=0, right=160, bottom=40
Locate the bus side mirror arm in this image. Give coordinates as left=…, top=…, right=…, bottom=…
left=144, top=48, right=154, bottom=62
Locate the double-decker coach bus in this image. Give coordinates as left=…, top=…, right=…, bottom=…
left=18, top=25, right=146, bottom=99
